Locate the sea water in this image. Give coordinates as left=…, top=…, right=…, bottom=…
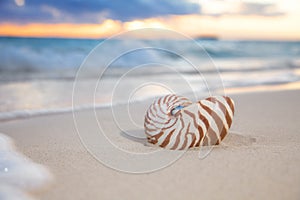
left=0, top=37, right=300, bottom=121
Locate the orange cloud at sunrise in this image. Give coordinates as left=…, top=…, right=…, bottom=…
left=0, top=13, right=299, bottom=40
left=0, top=0, right=299, bottom=40
left=0, top=20, right=123, bottom=38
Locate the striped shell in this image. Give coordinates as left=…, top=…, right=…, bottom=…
left=144, top=94, right=235, bottom=150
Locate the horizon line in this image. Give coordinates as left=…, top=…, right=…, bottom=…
left=0, top=35, right=299, bottom=42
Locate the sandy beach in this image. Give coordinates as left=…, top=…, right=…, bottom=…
left=1, top=0, right=300, bottom=199
left=0, top=88, right=299, bottom=200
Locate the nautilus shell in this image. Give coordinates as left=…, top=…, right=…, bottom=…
left=144, top=94, right=235, bottom=150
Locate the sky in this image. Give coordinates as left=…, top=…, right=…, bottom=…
left=0, top=0, right=299, bottom=40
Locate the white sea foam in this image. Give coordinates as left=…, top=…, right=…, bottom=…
left=1, top=67, right=300, bottom=122
left=0, top=133, right=53, bottom=200
left=0, top=37, right=299, bottom=121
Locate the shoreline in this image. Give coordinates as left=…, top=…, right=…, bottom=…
left=0, top=89, right=300, bottom=199
left=1, top=81, right=300, bottom=123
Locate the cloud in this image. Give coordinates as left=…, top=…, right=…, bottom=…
left=238, top=2, right=284, bottom=16
left=0, top=0, right=200, bottom=23
left=0, top=0, right=285, bottom=24
left=200, top=1, right=284, bottom=17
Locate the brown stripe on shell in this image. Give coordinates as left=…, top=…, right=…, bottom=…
left=145, top=117, right=178, bottom=142
left=148, top=131, right=165, bottom=144
left=225, top=96, right=235, bottom=115
left=183, top=109, right=201, bottom=148
left=179, top=123, right=190, bottom=150
left=145, top=111, right=171, bottom=125
left=162, top=94, right=170, bottom=104
left=199, top=101, right=227, bottom=145
left=150, top=103, right=165, bottom=120
left=160, top=129, right=176, bottom=147
left=170, top=113, right=185, bottom=150
left=206, top=97, right=233, bottom=140
left=197, top=102, right=220, bottom=145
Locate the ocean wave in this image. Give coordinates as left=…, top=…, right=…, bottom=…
left=1, top=37, right=299, bottom=79
left=1, top=37, right=300, bottom=121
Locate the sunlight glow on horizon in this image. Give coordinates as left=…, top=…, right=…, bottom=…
left=124, top=20, right=167, bottom=31
left=0, top=0, right=299, bottom=40
left=0, top=20, right=123, bottom=39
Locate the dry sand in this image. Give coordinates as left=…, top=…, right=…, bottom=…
left=0, top=89, right=300, bottom=200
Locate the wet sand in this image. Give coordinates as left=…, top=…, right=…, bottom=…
left=0, top=89, right=299, bottom=200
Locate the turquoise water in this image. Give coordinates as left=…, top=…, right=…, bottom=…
left=1, top=37, right=299, bottom=78
left=0, top=37, right=300, bottom=121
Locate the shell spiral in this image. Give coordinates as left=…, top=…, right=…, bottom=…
left=144, top=94, right=235, bottom=150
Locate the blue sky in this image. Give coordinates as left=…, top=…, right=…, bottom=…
left=0, top=0, right=286, bottom=24
left=0, top=0, right=200, bottom=23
